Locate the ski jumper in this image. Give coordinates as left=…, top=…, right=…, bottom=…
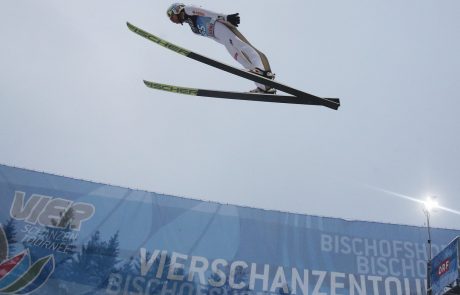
left=182, top=5, right=272, bottom=91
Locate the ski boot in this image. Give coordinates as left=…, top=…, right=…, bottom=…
left=249, top=87, right=277, bottom=94
left=249, top=67, right=276, bottom=94
left=250, top=67, right=276, bottom=79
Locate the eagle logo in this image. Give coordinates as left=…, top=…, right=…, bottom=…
left=0, top=226, right=55, bottom=294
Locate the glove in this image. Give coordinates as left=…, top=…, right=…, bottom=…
left=226, top=13, right=240, bottom=27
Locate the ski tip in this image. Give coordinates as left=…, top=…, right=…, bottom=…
left=126, top=22, right=135, bottom=31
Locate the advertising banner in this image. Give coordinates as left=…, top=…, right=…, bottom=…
left=431, top=237, right=459, bottom=295
left=1, top=164, right=460, bottom=295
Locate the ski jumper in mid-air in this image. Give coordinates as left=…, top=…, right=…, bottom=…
left=167, top=3, right=276, bottom=94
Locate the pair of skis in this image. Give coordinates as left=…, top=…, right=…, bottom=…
left=127, top=22, right=340, bottom=110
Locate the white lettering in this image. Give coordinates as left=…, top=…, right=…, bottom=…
left=249, top=263, right=269, bottom=291
left=270, top=266, right=289, bottom=293
left=188, top=255, right=209, bottom=285
left=291, top=268, right=308, bottom=295
left=331, top=272, right=345, bottom=295
left=368, top=276, right=382, bottom=295
left=312, top=270, right=327, bottom=295
left=384, top=277, right=402, bottom=295
left=167, top=252, right=188, bottom=281
left=349, top=274, right=366, bottom=295
left=321, top=234, right=333, bottom=252
left=140, top=248, right=161, bottom=276
left=229, top=260, right=248, bottom=289
left=208, top=259, right=228, bottom=287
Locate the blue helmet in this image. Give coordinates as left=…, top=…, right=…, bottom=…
left=166, top=3, right=185, bottom=18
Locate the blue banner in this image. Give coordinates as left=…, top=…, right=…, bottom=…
left=430, top=237, right=459, bottom=295
left=1, top=164, right=460, bottom=295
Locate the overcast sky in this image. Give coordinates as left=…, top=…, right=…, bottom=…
left=1, top=0, right=459, bottom=231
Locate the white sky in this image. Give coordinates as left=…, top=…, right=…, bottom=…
left=1, top=0, right=459, bottom=230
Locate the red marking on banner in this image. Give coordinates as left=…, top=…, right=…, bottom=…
left=438, top=259, right=450, bottom=276
left=0, top=252, right=26, bottom=278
